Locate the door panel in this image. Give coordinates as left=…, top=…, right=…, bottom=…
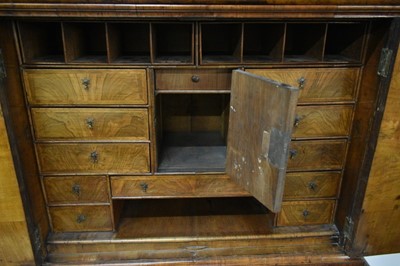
left=226, top=70, right=299, bottom=212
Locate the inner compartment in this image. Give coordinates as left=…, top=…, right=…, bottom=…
left=114, top=197, right=273, bottom=239
left=18, top=21, right=65, bottom=63
left=201, top=23, right=242, bottom=64
left=156, top=93, right=230, bottom=173
left=107, top=22, right=151, bottom=63
left=152, top=23, right=193, bottom=64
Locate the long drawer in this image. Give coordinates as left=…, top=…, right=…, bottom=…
left=49, top=205, right=113, bottom=232
left=37, top=143, right=150, bottom=174
left=43, top=175, right=109, bottom=205
left=287, top=140, right=347, bottom=171
left=111, top=174, right=249, bottom=198
left=283, top=171, right=341, bottom=200
left=247, top=68, right=359, bottom=103
left=277, top=200, right=335, bottom=226
left=23, top=69, right=148, bottom=105
left=155, top=69, right=231, bottom=91
left=32, top=108, right=149, bottom=141
left=292, top=105, right=353, bottom=138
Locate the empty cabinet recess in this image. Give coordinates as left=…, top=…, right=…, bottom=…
left=18, top=21, right=65, bottom=63
left=201, top=23, right=242, bottom=64
left=63, top=22, right=108, bottom=63
left=243, top=23, right=284, bottom=63
left=151, top=23, right=194, bottom=64
left=107, top=23, right=150, bottom=64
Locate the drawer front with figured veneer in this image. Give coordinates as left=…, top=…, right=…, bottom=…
left=287, top=140, right=347, bottom=171
left=44, top=176, right=109, bottom=205
left=283, top=172, right=341, bottom=200
left=32, top=108, right=149, bottom=141
left=292, top=105, right=353, bottom=138
left=277, top=200, right=335, bottom=226
left=37, top=143, right=150, bottom=174
left=155, top=69, right=231, bottom=91
left=23, top=69, right=148, bottom=105
left=49, top=205, right=113, bottom=232
left=247, top=68, right=360, bottom=103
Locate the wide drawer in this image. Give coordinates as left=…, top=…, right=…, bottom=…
left=287, top=140, right=347, bottom=171
left=283, top=171, right=341, bottom=200
left=32, top=108, right=149, bottom=141
left=49, top=205, right=113, bottom=232
left=292, top=105, right=353, bottom=138
left=155, top=69, right=231, bottom=91
left=23, top=69, right=148, bottom=105
left=277, top=200, right=335, bottom=226
left=44, top=176, right=109, bottom=205
left=37, top=143, right=150, bottom=174
left=111, top=174, right=249, bottom=198
left=247, top=68, right=359, bottom=103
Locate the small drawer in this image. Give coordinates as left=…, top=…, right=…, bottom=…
left=247, top=68, right=359, bottom=103
left=277, top=200, right=335, bottom=226
left=32, top=108, right=149, bottom=141
left=292, top=105, right=353, bottom=138
left=111, top=174, right=248, bottom=198
left=155, top=69, right=231, bottom=91
left=44, top=176, right=109, bottom=205
left=283, top=172, right=341, bottom=200
left=287, top=140, right=347, bottom=171
left=49, top=205, right=113, bottom=232
left=23, top=69, right=148, bottom=105
left=37, top=143, right=150, bottom=174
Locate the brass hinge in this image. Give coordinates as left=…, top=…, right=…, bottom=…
left=377, top=48, right=393, bottom=78
left=343, top=216, right=354, bottom=241
left=0, top=49, right=6, bottom=79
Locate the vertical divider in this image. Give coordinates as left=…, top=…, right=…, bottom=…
left=321, top=23, right=329, bottom=62
left=281, top=22, right=287, bottom=63
left=105, top=22, right=112, bottom=64
left=199, top=23, right=203, bottom=65
left=61, top=22, right=70, bottom=63
left=240, top=22, right=244, bottom=64
left=195, top=22, right=199, bottom=66
left=149, top=22, right=155, bottom=64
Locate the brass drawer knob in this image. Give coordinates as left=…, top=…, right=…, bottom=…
left=293, top=115, right=301, bottom=127
left=302, top=210, right=310, bottom=218
left=297, top=76, right=306, bottom=89
left=289, top=149, right=297, bottom=159
left=85, top=118, right=94, bottom=129
left=191, top=75, right=200, bottom=83
left=76, top=214, right=86, bottom=224
left=90, top=151, right=98, bottom=163
left=308, top=182, right=318, bottom=191
left=140, top=182, right=149, bottom=193
left=72, top=184, right=81, bottom=196
left=81, top=77, right=90, bottom=90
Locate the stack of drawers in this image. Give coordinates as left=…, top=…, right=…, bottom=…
left=248, top=67, right=359, bottom=226
left=23, top=69, right=150, bottom=232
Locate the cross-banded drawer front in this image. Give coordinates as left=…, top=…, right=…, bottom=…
left=155, top=69, right=231, bottom=91
left=277, top=200, right=335, bottom=226
left=44, top=176, right=109, bottom=205
left=49, top=206, right=113, bottom=232
left=32, top=108, right=149, bottom=141
left=24, top=69, right=148, bottom=105
left=37, top=143, right=150, bottom=174
left=247, top=68, right=359, bottom=103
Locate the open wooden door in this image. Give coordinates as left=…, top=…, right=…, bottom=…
left=226, top=70, right=299, bottom=213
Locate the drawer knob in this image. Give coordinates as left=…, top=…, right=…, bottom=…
left=81, top=77, right=90, bottom=90
left=302, top=210, right=310, bottom=218
left=289, top=149, right=297, bottom=159
left=308, top=182, right=318, bottom=191
left=293, top=115, right=301, bottom=127
left=85, top=118, right=95, bottom=130
left=297, top=77, right=306, bottom=89
left=90, top=151, right=98, bottom=163
left=76, top=214, right=86, bottom=224
left=72, top=184, right=81, bottom=196
left=191, top=75, right=200, bottom=83
left=140, top=182, right=149, bottom=193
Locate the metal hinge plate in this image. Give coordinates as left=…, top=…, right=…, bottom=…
left=0, top=49, right=6, bottom=79
left=377, top=48, right=393, bottom=78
